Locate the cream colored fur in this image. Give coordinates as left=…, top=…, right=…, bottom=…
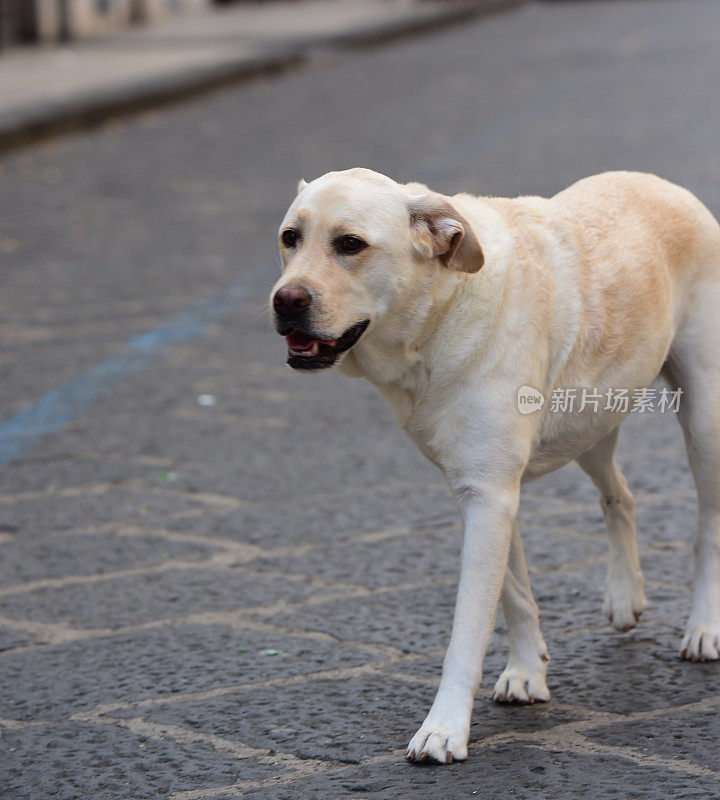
left=271, top=168, right=720, bottom=764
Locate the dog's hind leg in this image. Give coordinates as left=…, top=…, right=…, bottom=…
left=576, top=428, right=647, bottom=631
left=665, top=329, right=720, bottom=661
left=492, top=520, right=550, bottom=704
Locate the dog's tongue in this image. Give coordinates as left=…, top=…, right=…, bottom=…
left=286, top=331, right=337, bottom=351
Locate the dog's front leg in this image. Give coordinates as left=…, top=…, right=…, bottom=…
left=406, top=484, right=518, bottom=764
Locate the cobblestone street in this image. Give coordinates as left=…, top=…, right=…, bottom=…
left=2, top=2, right=720, bottom=798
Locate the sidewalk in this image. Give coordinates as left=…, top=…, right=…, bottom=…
left=0, top=0, right=515, bottom=151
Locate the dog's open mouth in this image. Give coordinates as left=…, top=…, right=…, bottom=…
left=284, top=320, right=369, bottom=370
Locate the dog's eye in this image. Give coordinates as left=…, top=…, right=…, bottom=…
left=338, top=235, right=366, bottom=254
left=281, top=229, right=298, bottom=248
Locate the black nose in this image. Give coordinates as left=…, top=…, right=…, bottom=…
left=273, top=285, right=312, bottom=318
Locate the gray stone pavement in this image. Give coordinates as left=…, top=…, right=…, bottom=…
left=2, top=0, right=720, bottom=797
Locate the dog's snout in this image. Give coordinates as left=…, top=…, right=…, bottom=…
left=273, top=285, right=312, bottom=318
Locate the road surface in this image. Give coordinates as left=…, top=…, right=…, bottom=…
left=2, top=1, right=720, bottom=797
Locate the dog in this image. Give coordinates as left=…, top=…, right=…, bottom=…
left=269, top=168, right=720, bottom=764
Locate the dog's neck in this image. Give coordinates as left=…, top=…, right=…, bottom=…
left=339, top=263, right=508, bottom=429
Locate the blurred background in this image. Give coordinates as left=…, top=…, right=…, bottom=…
left=2, top=1, right=720, bottom=798
left=0, top=0, right=473, bottom=44
left=2, top=0, right=225, bottom=43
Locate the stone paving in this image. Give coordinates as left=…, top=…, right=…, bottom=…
left=2, top=1, right=720, bottom=797
left=4, top=389, right=719, bottom=799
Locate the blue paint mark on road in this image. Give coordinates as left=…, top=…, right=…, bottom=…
left=0, top=281, right=252, bottom=465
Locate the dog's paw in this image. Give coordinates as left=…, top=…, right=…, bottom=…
left=492, top=666, right=550, bottom=704
left=680, top=624, right=720, bottom=662
left=603, top=567, right=647, bottom=632
left=405, top=724, right=468, bottom=764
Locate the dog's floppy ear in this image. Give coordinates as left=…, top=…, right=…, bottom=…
left=297, top=178, right=308, bottom=193
left=409, top=193, right=484, bottom=273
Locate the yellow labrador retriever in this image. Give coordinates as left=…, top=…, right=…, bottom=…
left=270, top=168, right=720, bottom=764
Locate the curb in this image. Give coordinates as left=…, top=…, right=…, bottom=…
left=0, top=50, right=305, bottom=155
left=0, top=0, right=521, bottom=154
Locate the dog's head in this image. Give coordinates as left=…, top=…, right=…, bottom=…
left=270, top=168, right=484, bottom=371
